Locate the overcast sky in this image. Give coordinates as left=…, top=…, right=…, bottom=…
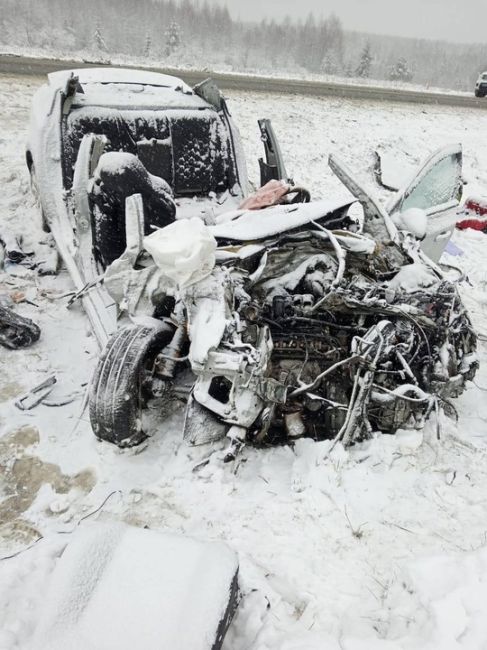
left=222, top=0, right=485, bottom=44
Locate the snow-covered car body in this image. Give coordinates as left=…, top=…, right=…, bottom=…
left=27, top=68, right=249, bottom=345
left=27, top=68, right=477, bottom=454
left=28, top=68, right=466, bottom=349
left=475, top=71, right=487, bottom=97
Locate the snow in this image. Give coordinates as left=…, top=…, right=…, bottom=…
left=386, top=262, right=438, bottom=293
left=29, top=522, right=238, bottom=650
left=391, top=208, right=427, bottom=240
left=1, top=72, right=487, bottom=650
left=183, top=268, right=230, bottom=367
left=375, top=147, right=416, bottom=191
left=209, top=198, right=351, bottom=241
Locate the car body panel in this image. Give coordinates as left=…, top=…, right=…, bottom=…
left=329, top=145, right=463, bottom=263
left=328, top=153, right=399, bottom=244
left=209, top=198, right=352, bottom=242
left=48, top=67, right=195, bottom=92
left=387, top=144, right=462, bottom=262
left=258, top=118, right=290, bottom=186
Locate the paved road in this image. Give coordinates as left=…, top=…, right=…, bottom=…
left=1, top=53, right=486, bottom=109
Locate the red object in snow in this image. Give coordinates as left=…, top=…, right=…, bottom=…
left=456, top=218, right=487, bottom=232
left=465, top=198, right=487, bottom=216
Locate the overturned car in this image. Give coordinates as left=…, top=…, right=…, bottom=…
left=28, top=68, right=477, bottom=453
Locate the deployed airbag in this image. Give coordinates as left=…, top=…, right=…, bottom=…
left=144, top=217, right=217, bottom=288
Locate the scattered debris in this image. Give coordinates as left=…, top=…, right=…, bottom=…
left=10, top=290, right=26, bottom=304
left=464, top=196, right=487, bottom=216
left=14, top=375, right=84, bottom=410
left=36, top=236, right=60, bottom=276
left=0, top=228, right=27, bottom=264
left=444, top=240, right=464, bottom=256
left=66, top=275, right=104, bottom=308
left=456, top=218, right=487, bottom=233
left=0, top=303, right=41, bottom=349
left=15, top=375, right=57, bottom=410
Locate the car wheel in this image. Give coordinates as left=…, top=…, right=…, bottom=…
left=30, top=165, right=51, bottom=233
left=89, top=322, right=174, bottom=447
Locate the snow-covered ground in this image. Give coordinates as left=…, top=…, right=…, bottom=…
left=1, top=72, right=487, bottom=649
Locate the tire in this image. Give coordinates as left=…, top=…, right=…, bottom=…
left=89, top=322, right=174, bottom=447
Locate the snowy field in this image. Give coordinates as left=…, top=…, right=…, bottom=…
left=1, top=72, right=487, bottom=649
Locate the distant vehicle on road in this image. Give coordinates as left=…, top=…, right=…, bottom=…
left=475, top=71, right=487, bottom=97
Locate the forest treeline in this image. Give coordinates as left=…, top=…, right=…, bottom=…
left=1, top=0, right=486, bottom=91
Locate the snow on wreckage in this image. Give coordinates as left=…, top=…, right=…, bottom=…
left=27, top=67, right=478, bottom=458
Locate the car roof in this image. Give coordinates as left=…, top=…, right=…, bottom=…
left=46, top=67, right=211, bottom=111
left=48, top=67, right=193, bottom=93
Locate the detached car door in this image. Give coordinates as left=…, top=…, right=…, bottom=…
left=257, top=119, right=290, bottom=186
left=386, top=144, right=463, bottom=262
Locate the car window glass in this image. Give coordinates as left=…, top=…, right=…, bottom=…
left=401, top=152, right=461, bottom=212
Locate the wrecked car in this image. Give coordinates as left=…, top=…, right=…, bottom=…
left=28, top=68, right=477, bottom=453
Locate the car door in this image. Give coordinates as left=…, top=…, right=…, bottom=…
left=386, top=144, right=463, bottom=262
left=257, top=119, right=291, bottom=186
left=70, top=133, right=118, bottom=346
left=328, top=153, right=398, bottom=244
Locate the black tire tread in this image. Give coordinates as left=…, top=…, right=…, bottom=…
left=89, top=322, right=173, bottom=446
